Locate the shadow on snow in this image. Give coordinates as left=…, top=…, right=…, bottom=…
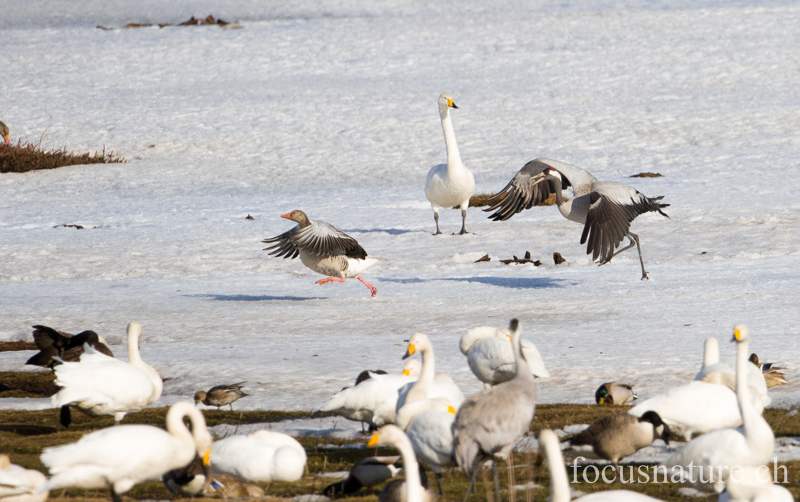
left=381, top=276, right=571, bottom=289
left=189, top=294, right=325, bottom=302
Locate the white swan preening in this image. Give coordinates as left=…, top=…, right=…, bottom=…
left=396, top=333, right=464, bottom=412
left=452, top=319, right=537, bottom=502
left=424, top=93, right=475, bottom=235
left=262, top=210, right=379, bottom=297
left=51, top=321, right=162, bottom=427
left=25, top=324, right=113, bottom=368
left=368, top=425, right=435, bottom=502
left=459, top=325, right=549, bottom=386
left=662, top=324, right=775, bottom=493
left=195, top=382, right=248, bottom=410
left=0, top=454, right=48, bottom=502
left=595, top=382, right=637, bottom=405
left=40, top=401, right=212, bottom=502
left=485, top=159, right=669, bottom=280
left=210, top=430, right=306, bottom=483
left=539, top=429, right=665, bottom=502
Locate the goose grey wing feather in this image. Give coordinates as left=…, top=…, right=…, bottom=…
left=580, top=182, right=669, bottom=263
left=263, top=221, right=367, bottom=259
left=484, top=159, right=567, bottom=221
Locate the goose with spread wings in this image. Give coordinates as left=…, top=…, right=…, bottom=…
left=262, top=210, right=379, bottom=297
left=485, top=159, right=669, bottom=280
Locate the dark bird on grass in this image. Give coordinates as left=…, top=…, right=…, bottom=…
left=485, top=159, right=669, bottom=280
left=322, top=456, right=400, bottom=498
left=194, top=382, right=248, bottom=411
left=566, top=411, right=670, bottom=466
left=262, top=210, right=380, bottom=297
left=452, top=319, right=536, bottom=502
left=26, top=325, right=113, bottom=369
left=595, top=382, right=637, bottom=405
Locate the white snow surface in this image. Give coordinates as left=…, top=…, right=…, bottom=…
left=1, top=0, right=799, bottom=414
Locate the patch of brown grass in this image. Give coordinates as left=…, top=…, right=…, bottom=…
left=0, top=341, right=37, bottom=351
left=630, top=172, right=663, bottom=178
left=0, top=371, right=58, bottom=398
left=0, top=141, right=125, bottom=174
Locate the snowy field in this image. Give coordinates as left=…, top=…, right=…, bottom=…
left=1, top=0, right=799, bottom=412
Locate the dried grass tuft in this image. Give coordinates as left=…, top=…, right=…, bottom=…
left=630, top=172, right=663, bottom=178
left=0, top=140, right=125, bottom=174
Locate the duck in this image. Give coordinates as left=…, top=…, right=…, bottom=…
left=322, top=456, right=401, bottom=497
left=368, top=425, right=435, bottom=502
left=484, top=159, right=669, bottom=280
left=51, top=321, right=162, bottom=427
left=424, top=93, right=475, bottom=235
left=211, top=430, right=306, bottom=482
left=399, top=398, right=457, bottom=495
left=40, top=401, right=212, bottom=502
left=396, top=333, right=464, bottom=412
left=0, top=454, right=48, bottom=502
left=539, top=429, right=665, bottom=501
left=452, top=319, right=537, bottom=502
left=262, top=210, right=379, bottom=297
left=595, top=382, right=637, bottom=405
left=565, top=411, right=670, bottom=466
left=194, top=382, right=248, bottom=410
left=749, top=353, right=789, bottom=389
left=0, top=121, right=9, bottom=145
left=662, top=324, right=775, bottom=493
left=459, top=325, right=549, bottom=386
left=695, top=337, right=770, bottom=405
left=25, top=324, right=113, bottom=368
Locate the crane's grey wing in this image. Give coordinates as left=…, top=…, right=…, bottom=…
left=262, top=221, right=367, bottom=259
left=580, top=182, right=669, bottom=262
left=484, top=159, right=568, bottom=221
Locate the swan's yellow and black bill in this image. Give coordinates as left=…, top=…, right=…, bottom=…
left=447, top=98, right=458, bottom=109
left=402, top=369, right=411, bottom=376
left=402, top=344, right=416, bottom=359
left=367, top=433, right=380, bottom=447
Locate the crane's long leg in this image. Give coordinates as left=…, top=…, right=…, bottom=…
left=507, top=452, right=516, bottom=502
left=629, top=233, right=649, bottom=280
left=356, top=276, right=377, bottom=297
left=463, top=467, right=478, bottom=502
left=435, top=472, right=444, bottom=496
left=433, top=210, right=442, bottom=235
left=492, top=461, right=501, bottom=502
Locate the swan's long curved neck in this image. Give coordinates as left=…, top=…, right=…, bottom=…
left=166, top=402, right=204, bottom=447
left=703, top=338, right=719, bottom=367
left=397, top=437, right=424, bottom=502
left=542, top=433, right=570, bottom=502
left=735, top=337, right=770, bottom=452
left=406, top=347, right=435, bottom=404
left=127, top=324, right=142, bottom=365
left=440, top=110, right=462, bottom=168
left=511, top=329, right=533, bottom=383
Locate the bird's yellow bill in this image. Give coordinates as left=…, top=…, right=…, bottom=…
left=733, top=329, right=741, bottom=340
left=402, top=369, right=410, bottom=376
left=598, top=397, right=605, bottom=405
left=202, top=449, right=211, bottom=466
left=367, top=433, right=380, bottom=447
left=407, top=344, right=416, bottom=356
left=447, top=406, right=456, bottom=414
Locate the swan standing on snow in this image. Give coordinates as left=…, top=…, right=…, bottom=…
left=262, top=210, right=379, bottom=297
left=595, top=382, right=637, bottom=405
left=211, top=430, right=306, bottom=483
left=0, top=454, right=48, bottom=502
left=485, top=159, right=669, bottom=279
left=368, top=425, right=435, bottom=502
left=539, top=429, right=665, bottom=502
left=396, top=333, right=464, bottom=412
left=195, top=382, right=248, bottom=410
left=459, top=325, right=549, bottom=386
left=663, top=324, right=775, bottom=494
left=424, top=93, right=475, bottom=235
left=40, top=401, right=212, bottom=502
left=452, top=319, right=537, bottom=502
left=51, top=321, right=162, bottom=427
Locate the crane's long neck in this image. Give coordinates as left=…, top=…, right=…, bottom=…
left=441, top=109, right=462, bottom=169
left=406, top=348, right=435, bottom=404
left=396, top=435, right=424, bottom=502
left=511, top=330, right=533, bottom=384
left=542, top=432, right=570, bottom=502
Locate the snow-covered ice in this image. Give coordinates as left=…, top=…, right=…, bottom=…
left=1, top=0, right=799, bottom=414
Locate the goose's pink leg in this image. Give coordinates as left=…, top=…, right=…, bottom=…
left=357, top=276, right=377, bottom=297
left=316, top=276, right=346, bottom=285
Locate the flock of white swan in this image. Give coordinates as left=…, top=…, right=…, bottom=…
left=1, top=318, right=793, bottom=502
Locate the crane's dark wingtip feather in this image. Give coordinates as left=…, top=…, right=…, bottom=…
left=509, top=318, right=519, bottom=331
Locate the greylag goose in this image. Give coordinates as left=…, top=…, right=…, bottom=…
left=195, top=382, right=248, bottom=410
left=262, top=210, right=379, bottom=297
left=424, top=93, right=475, bottom=235
left=25, top=324, right=113, bottom=368
left=485, top=159, right=669, bottom=279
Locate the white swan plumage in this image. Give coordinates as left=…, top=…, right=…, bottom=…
left=424, top=93, right=475, bottom=235
left=40, top=401, right=212, bottom=502
left=211, top=430, right=306, bottom=483
left=459, top=325, right=549, bottom=385
left=0, top=454, right=48, bottom=502
left=51, top=321, right=162, bottom=424
left=400, top=398, right=456, bottom=495
left=396, top=333, right=464, bottom=413
left=662, top=324, right=775, bottom=493
left=695, top=336, right=770, bottom=407
left=368, top=425, right=435, bottom=502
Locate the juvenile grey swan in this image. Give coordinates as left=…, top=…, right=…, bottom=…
left=452, top=318, right=536, bottom=502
